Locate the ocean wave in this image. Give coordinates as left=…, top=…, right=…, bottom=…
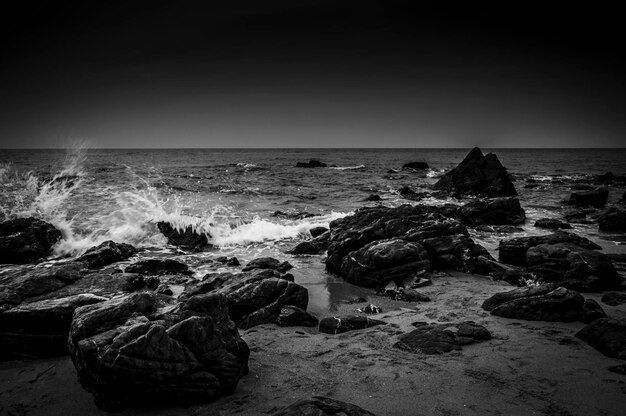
left=330, top=165, right=366, bottom=171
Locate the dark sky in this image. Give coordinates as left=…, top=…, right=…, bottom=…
left=1, top=1, right=625, bottom=148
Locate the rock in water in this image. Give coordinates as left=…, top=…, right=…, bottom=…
left=288, top=231, right=330, bottom=255
left=598, top=208, right=626, bottom=231
left=295, top=160, right=327, bottom=168
left=276, top=305, right=319, bottom=327
left=433, top=147, right=517, bottom=197
left=68, top=292, right=249, bottom=409
left=402, top=161, right=429, bottom=170
left=567, top=189, right=609, bottom=207
left=458, top=197, right=526, bottom=226
left=156, top=221, right=211, bottom=251
left=271, top=396, right=378, bottom=416
left=534, top=218, right=572, bottom=230
left=576, top=318, right=626, bottom=359
left=498, top=231, right=601, bottom=266
left=242, top=257, right=293, bottom=273
left=124, top=258, right=191, bottom=275
left=77, top=240, right=138, bottom=269
left=319, top=315, right=386, bottom=334
left=0, top=217, right=62, bottom=264
left=601, top=292, right=626, bottom=306
left=309, top=226, right=328, bottom=238
left=394, top=321, right=491, bottom=354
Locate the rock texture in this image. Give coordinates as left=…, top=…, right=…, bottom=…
left=319, top=315, right=386, bottom=334
left=77, top=240, right=138, bottom=269
left=124, top=258, right=191, bottom=275
left=601, top=292, right=626, bottom=306
left=68, top=292, right=249, bottom=409
left=498, top=231, right=601, bottom=266
left=394, top=321, right=491, bottom=354
left=458, top=197, right=526, bottom=226
left=433, top=147, right=517, bottom=197
left=271, top=396, right=377, bottom=416
left=567, top=189, right=609, bottom=207
left=0, top=217, right=62, bottom=264
left=242, top=257, right=293, bottom=273
left=598, top=208, right=626, bottom=231
left=576, top=318, right=626, bottom=359
left=534, top=218, right=572, bottom=230
left=288, top=231, right=330, bottom=255
left=276, top=305, right=319, bottom=327
left=157, top=221, right=211, bottom=251
left=296, top=160, right=327, bottom=168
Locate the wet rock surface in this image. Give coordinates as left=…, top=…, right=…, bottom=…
left=567, top=189, right=609, bottom=208
left=77, top=240, right=138, bottom=269
left=288, top=231, right=330, bottom=255
left=0, top=217, right=62, bottom=264
left=124, top=258, right=191, bottom=275
left=534, top=218, right=572, bottom=230
left=394, top=321, right=491, bottom=354
left=157, top=221, right=211, bottom=251
left=242, top=257, right=293, bottom=273
left=498, top=231, right=601, bottom=266
left=318, top=315, right=386, bottom=334
left=458, top=197, right=526, bottom=226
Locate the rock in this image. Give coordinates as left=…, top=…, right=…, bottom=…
left=395, top=288, right=430, bottom=302
left=482, top=284, right=606, bottom=322
left=364, top=194, right=382, bottom=202
left=433, top=147, right=517, bottom=197
left=288, top=231, right=330, bottom=255
left=309, top=226, right=328, bottom=238
left=276, top=306, right=319, bottom=327
left=318, top=315, right=386, bottom=334
left=0, top=217, right=62, bottom=264
left=601, top=292, right=626, bottom=306
left=582, top=299, right=608, bottom=324
left=498, top=231, right=601, bottom=266
left=576, top=318, right=626, bottom=359
left=68, top=292, right=249, bottom=409
left=271, top=396, right=377, bottom=416
left=593, top=172, right=626, bottom=185
left=242, top=257, right=293, bottom=273
left=340, top=239, right=430, bottom=288
left=356, top=304, right=382, bottom=314
left=534, top=218, right=572, bottom=230
left=123, top=275, right=145, bottom=292
left=598, top=208, right=626, bottom=231
left=567, top=189, right=609, bottom=208
left=0, top=293, right=107, bottom=359
left=402, top=161, right=429, bottom=170
left=156, top=221, right=211, bottom=251
left=124, top=259, right=191, bottom=275
left=473, top=256, right=530, bottom=286
left=526, top=243, right=620, bottom=292
left=397, top=186, right=424, bottom=200
left=394, top=321, right=491, bottom=354
left=563, top=208, right=594, bottom=223
left=271, top=211, right=316, bottom=220
left=458, top=197, right=526, bottom=226
left=419, top=234, right=490, bottom=271
left=296, top=160, right=327, bottom=168
left=77, top=240, right=138, bottom=269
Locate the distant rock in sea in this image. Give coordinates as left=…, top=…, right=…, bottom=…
left=567, top=188, right=609, bottom=208
left=402, top=161, right=429, bottom=170
left=296, top=160, right=327, bottom=168
left=157, top=221, right=212, bottom=251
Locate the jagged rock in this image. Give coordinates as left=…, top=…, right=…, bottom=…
left=598, top=208, right=626, bottom=231
left=340, top=239, right=430, bottom=288
left=318, top=315, right=386, bottom=334
left=77, top=240, right=138, bottom=269
left=0, top=217, right=62, bottom=264
left=458, top=197, right=526, bottom=226
left=433, top=147, right=517, bottom=197
left=296, top=160, right=327, bottom=168
left=309, top=226, right=328, bottom=238
left=364, top=194, right=382, bottom=202
left=276, top=305, right=319, bottom=327
left=394, top=321, right=491, bottom=354
left=576, top=318, right=626, bottom=359
left=68, top=292, right=249, bottom=409
left=124, top=259, right=191, bottom=275
left=0, top=293, right=107, bottom=359
left=288, top=231, right=330, bottom=255
left=567, top=189, right=609, bottom=208
left=534, top=218, right=572, bottom=230
left=156, top=221, right=211, bottom=251
left=242, top=257, right=293, bottom=273
left=482, top=285, right=606, bottom=322
left=402, top=161, right=429, bottom=170
left=601, top=292, right=626, bottom=306
left=526, top=243, right=620, bottom=292
left=498, top=231, right=601, bottom=266
left=271, top=396, right=377, bottom=416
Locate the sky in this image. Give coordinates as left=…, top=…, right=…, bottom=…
left=0, top=1, right=625, bottom=148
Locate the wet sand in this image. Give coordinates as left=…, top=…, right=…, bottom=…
left=1, top=271, right=625, bottom=416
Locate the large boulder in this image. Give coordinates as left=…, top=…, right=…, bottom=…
left=124, top=258, right=191, bottom=275
left=576, top=318, right=626, bottom=359
left=473, top=255, right=530, bottom=286
left=276, top=305, right=319, bottom=327
left=271, top=396, right=377, bottom=416
left=288, top=231, right=330, bottom=255
left=433, top=147, right=517, bottom=197
left=498, top=231, right=601, bottom=266
left=482, top=284, right=606, bottom=323
left=598, top=208, right=626, bottom=232
left=458, top=197, right=526, bottom=226
left=0, top=217, right=62, bottom=264
left=419, top=234, right=492, bottom=272
left=340, top=239, right=430, bottom=288
left=242, top=257, right=293, bottom=273
left=68, top=292, right=249, bottom=409
left=77, top=240, right=138, bottom=269
left=318, top=315, right=386, bottom=334
left=156, top=221, right=211, bottom=251
left=526, top=243, right=621, bottom=292
left=567, top=189, right=609, bottom=208
left=394, top=321, right=491, bottom=354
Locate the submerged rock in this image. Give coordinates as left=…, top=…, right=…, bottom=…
left=77, top=240, right=138, bottom=269
left=318, top=315, right=386, bottom=334
left=0, top=217, right=62, bottom=264
left=598, top=208, right=626, bottom=232
left=498, top=231, right=601, bottom=266
left=576, top=318, right=626, bottom=359
left=458, top=197, right=526, bottom=226
left=567, top=189, right=609, bottom=208
left=534, top=218, right=572, bottom=230
left=433, top=147, right=517, bottom=197
left=296, top=160, right=327, bottom=168
left=394, top=321, right=491, bottom=354
left=124, top=259, right=191, bottom=275
left=276, top=305, right=319, bottom=327
left=242, top=257, right=293, bottom=273
left=402, top=161, right=429, bottom=170
left=157, top=221, right=211, bottom=251
left=271, top=396, right=377, bottom=416
left=364, top=194, right=383, bottom=202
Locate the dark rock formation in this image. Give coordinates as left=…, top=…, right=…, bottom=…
left=271, top=211, right=316, bottom=220
left=394, top=321, right=491, bottom=354
left=458, top=197, right=526, bottom=226
left=296, top=160, right=327, bottom=168
left=156, top=221, right=211, bottom=251
left=0, top=217, right=62, bottom=264
left=498, top=231, right=601, bottom=266
left=576, top=318, right=626, bottom=359
left=601, top=292, right=626, bottom=306
left=534, top=218, right=572, bottom=230
left=242, top=257, right=293, bottom=273
left=397, top=186, right=426, bottom=200
left=271, top=396, right=377, bottom=416
left=276, top=305, right=319, bottom=327
left=124, top=259, right=191, bottom=275
left=309, top=226, right=328, bottom=238
left=598, top=208, right=626, bottom=231
left=593, top=172, right=626, bottom=185
left=340, top=238, right=430, bottom=288
left=473, top=256, right=530, bottom=286
left=433, top=147, right=517, bottom=197
left=288, top=231, right=330, bottom=255
left=364, top=194, right=382, bottom=202
left=482, top=284, right=606, bottom=323
left=77, top=240, right=138, bottom=269
left=0, top=293, right=107, bottom=359
left=526, top=243, right=620, bottom=292
left=567, top=189, right=609, bottom=208
left=402, top=161, right=429, bottom=170
left=318, top=315, right=386, bottom=334
left=68, top=292, right=249, bottom=409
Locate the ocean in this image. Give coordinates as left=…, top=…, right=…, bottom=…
left=2, top=147, right=625, bottom=315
